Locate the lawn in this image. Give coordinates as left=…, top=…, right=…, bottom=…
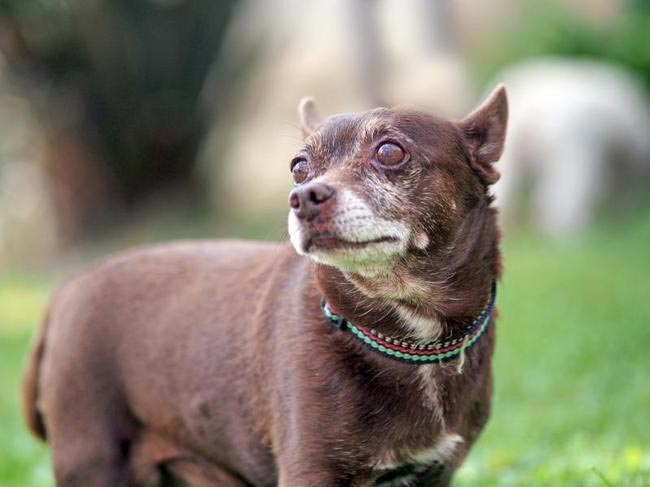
left=456, top=210, right=650, bottom=486
left=1, top=209, right=649, bottom=486
left=0, top=274, right=52, bottom=487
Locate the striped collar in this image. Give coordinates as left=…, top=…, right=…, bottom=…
left=321, top=283, right=496, bottom=365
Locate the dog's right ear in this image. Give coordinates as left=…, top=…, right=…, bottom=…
left=458, top=85, right=508, bottom=185
left=298, top=97, right=322, bottom=137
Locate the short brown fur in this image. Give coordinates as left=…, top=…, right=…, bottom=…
left=22, top=86, right=507, bottom=486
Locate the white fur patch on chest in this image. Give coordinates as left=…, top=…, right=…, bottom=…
left=374, top=433, right=464, bottom=471
left=396, top=306, right=442, bottom=342
left=411, top=433, right=464, bottom=465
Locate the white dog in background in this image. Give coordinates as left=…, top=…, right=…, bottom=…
left=492, top=58, right=650, bottom=238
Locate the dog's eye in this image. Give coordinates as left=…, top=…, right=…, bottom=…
left=291, top=157, right=309, bottom=184
left=376, top=142, right=407, bottom=167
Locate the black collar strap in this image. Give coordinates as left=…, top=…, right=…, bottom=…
left=321, top=282, right=496, bottom=365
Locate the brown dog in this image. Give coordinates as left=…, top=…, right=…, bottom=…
left=22, top=85, right=507, bottom=486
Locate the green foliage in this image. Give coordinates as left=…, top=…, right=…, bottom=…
left=475, top=0, right=650, bottom=88
left=1, top=210, right=649, bottom=485
left=0, top=0, right=240, bottom=210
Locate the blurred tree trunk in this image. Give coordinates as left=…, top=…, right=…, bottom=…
left=0, top=0, right=238, bottom=240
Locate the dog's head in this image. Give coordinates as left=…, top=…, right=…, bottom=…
left=288, top=86, right=507, bottom=277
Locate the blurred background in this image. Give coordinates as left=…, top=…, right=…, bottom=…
left=1, top=0, right=649, bottom=485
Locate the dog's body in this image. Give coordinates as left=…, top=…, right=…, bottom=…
left=23, top=87, right=507, bottom=486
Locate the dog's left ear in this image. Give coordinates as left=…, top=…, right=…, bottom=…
left=458, top=85, right=508, bottom=185
left=298, top=97, right=322, bottom=137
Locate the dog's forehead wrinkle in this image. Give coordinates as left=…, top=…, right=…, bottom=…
left=317, top=109, right=425, bottom=164
left=358, top=116, right=391, bottom=139
left=313, top=113, right=365, bottom=160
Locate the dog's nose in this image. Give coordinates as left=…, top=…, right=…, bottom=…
left=289, top=182, right=335, bottom=221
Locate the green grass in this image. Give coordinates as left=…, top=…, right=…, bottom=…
left=1, top=211, right=649, bottom=486
left=457, top=211, right=650, bottom=486
left=0, top=275, right=52, bottom=487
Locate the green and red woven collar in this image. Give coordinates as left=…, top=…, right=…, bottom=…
left=321, top=282, right=496, bottom=365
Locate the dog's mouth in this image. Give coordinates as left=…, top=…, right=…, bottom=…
left=305, top=234, right=401, bottom=253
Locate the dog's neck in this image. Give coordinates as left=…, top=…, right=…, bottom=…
left=315, top=201, right=500, bottom=341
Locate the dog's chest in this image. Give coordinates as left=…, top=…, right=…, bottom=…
left=372, top=433, right=464, bottom=486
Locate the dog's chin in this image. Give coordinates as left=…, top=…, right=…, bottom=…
left=305, top=235, right=401, bottom=253
left=287, top=210, right=412, bottom=275
left=290, top=232, right=405, bottom=276
left=310, top=241, right=403, bottom=275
